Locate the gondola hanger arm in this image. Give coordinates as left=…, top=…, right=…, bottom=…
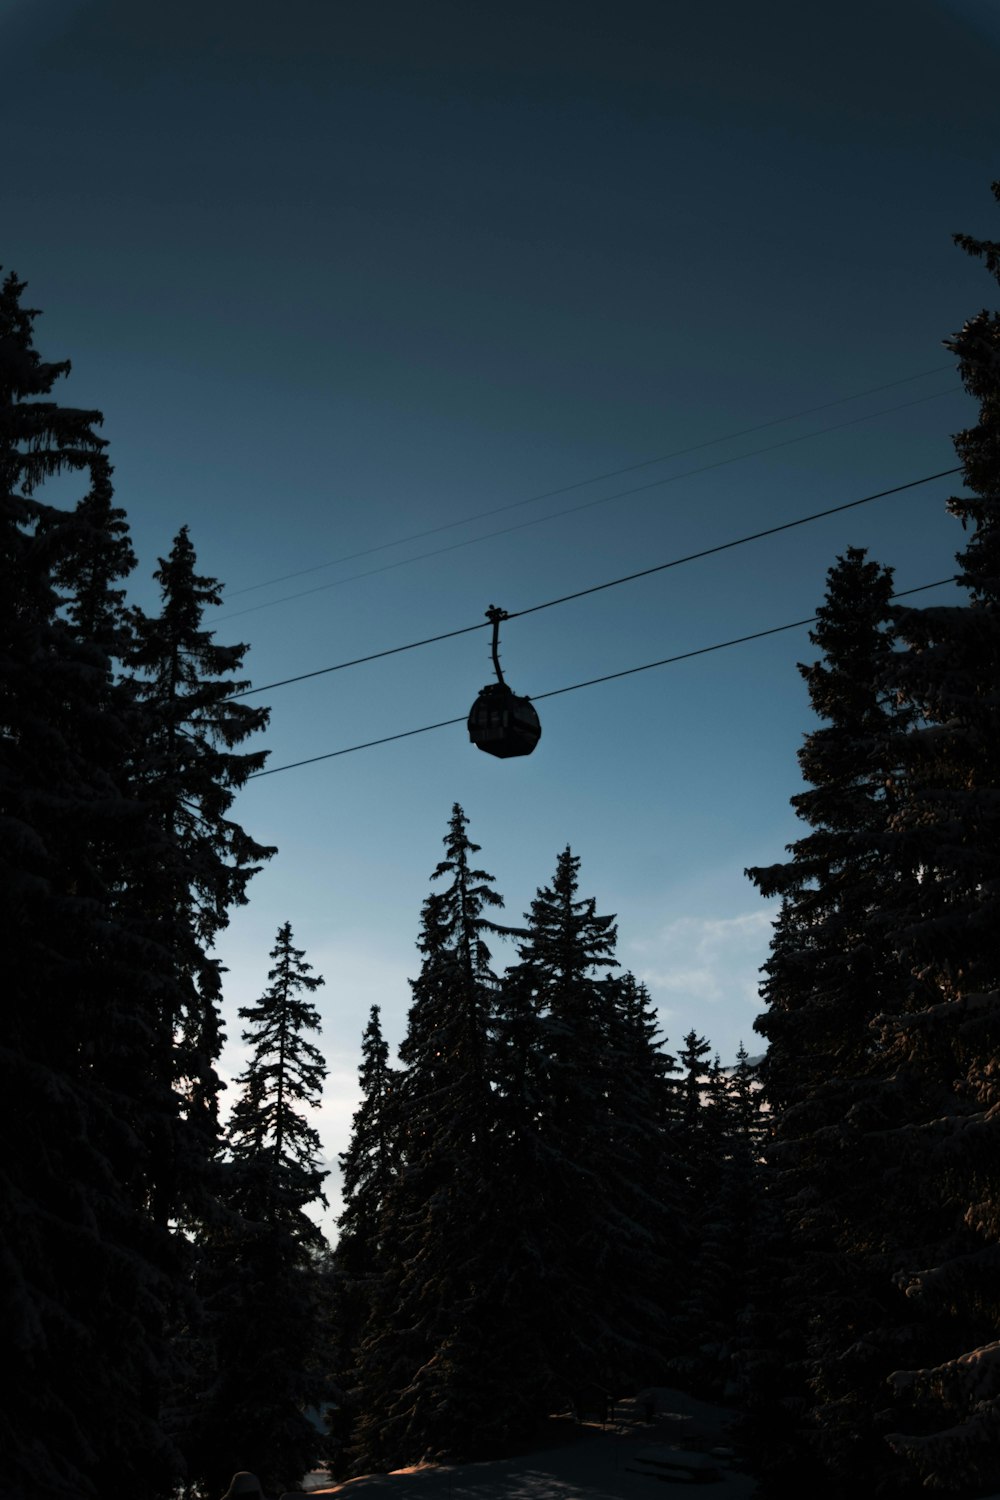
left=485, top=604, right=509, bottom=688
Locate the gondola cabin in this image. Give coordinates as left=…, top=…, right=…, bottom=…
left=468, top=603, right=542, bottom=758
left=468, top=682, right=542, bottom=759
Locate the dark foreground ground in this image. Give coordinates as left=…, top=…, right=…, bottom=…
left=299, top=1388, right=758, bottom=1499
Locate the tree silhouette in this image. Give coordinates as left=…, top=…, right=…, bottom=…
left=743, top=547, right=919, bottom=1492
left=126, top=525, right=276, bottom=1231
left=0, top=270, right=183, bottom=1500
left=182, top=922, right=331, bottom=1498
left=351, top=806, right=520, bottom=1470
left=869, top=182, right=1000, bottom=1496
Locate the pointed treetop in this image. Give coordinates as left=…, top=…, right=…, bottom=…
left=1, top=269, right=72, bottom=400
left=939, top=180, right=1000, bottom=590
left=231, top=920, right=328, bottom=1217
left=520, top=845, right=619, bottom=982
left=422, top=803, right=510, bottom=966
left=1, top=269, right=107, bottom=496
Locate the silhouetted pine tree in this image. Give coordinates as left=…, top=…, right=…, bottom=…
left=749, top=547, right=912, bottom=1104
left=668, top=1032, right=725, bottom=1388
left=126, top=525, right=276, bottom=1231
left=743, top=546, right=919, bottom=1495
left=0, top=273, right=182, bottom=1500
left=615, top=972, right=681, bottom=1130
left=329, top=1005, right=401, bottom=1471
left=604, top=972, right=686, bottom=1378
left=677, top=1029, right=713, bottom=1141
left=857, top=186, right=1000, bottom=1496
left=351, top=806, right=523, bottom=1470
left=231, top=922, right=329, bottom=1224
left=338, top=1004, right=399, bottom=1269
left=672, top=1044, right=766, bottom=1401
left=744, top=196, right=1000, bottom=1500
left=182, top=922, right=331, bottom=1498
left=727, top=1042, right=763, bottom=1141
left=488, top=917, right=563, bottom=1425
left=511, top=848, right=673, bottom=1411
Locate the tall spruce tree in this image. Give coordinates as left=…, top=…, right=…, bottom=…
left=337, top=1004, right=399, bottom=1271
left=230, top=921, right=329, bottom=1227
left=1, top=271, right=279, bottom=1499
left=330, top=1005, right=401, bottom=1475
left=671, top=1044, right=766, bottom=1402
left=351, top=806, right=522, bottom=1471
left=677, top=1029, right=713, bottom=1139
left=747, top=188, right=1000, bottom=1500
left=744, top=196, right=1000, bottom=1483
left=743, top=547, right=920, bottom=1494
left=509, top=848, right=675, bottom=1411
left=488, top=910, right=566, bottom=1427
left=0, top=272, right=183, bottom=1500
left=748, top=547, right=913, bottom=1111
left=668, top=1031, right=724, bottom=1389
left=117, top=524, right=278, bottom=1498
left=182, top=922, right=331, bottom=1498
left=604, top=972, right=686, bottom=1382
left=125, top=525, right=276, bottom=1231
left=859, top=182, right=1000, bottom=1496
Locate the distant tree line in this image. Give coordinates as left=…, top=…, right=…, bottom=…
left=3, top=177, right=998, bottom=1499
left=329, top=806, right=763, bottom=1474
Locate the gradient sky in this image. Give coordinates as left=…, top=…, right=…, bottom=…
left=3, top=0, right=999, bottom=1234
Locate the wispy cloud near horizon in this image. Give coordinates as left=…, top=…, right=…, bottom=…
left=629, top=908, right=777, bottom=1056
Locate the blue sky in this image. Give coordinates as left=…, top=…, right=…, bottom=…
left=3, top=0, right=998, bottom=1233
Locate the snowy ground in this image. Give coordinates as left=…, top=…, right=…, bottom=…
left=294, top=1389, right=758, bottom=1498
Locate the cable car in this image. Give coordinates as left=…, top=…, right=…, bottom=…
left=468, top=681, right=542, bottom=758
left=468, top=606, right=542, bottom=759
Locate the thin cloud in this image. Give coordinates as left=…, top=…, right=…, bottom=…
left=631, top=908, right=776, bottom=1009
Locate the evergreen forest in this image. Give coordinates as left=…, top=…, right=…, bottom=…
left=2, top=183, right=998, bottom=1500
